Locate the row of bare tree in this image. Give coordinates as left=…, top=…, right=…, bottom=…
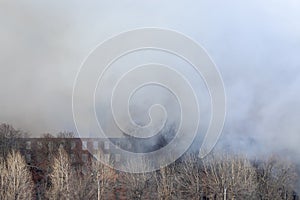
left=121, top=153, right=298, bottom=200
left=0, top=123, right=299, bottom=200
left=0, top=149, right=297, bottom=200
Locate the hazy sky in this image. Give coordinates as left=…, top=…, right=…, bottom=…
left=0, top=1, right=300, bottom=157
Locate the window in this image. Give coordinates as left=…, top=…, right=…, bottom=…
left=93, top=141, right=98, bottom=150
left=71, top=141, right=76, bottom=150
left=82, top=154, right=88, bottom=162
left=26, top=154, right=31, bottom=162
left=82, top=141, right=87, bottom=150
left=82, top=166, right=88, bottom=175
left=26, top=141, right=31, bottom=150
left=37, top=141, right=43, bottom=149
left=104, top=141, right=109, bottom=150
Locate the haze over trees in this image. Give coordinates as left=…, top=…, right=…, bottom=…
left=0, top=123, right=299, bottom=199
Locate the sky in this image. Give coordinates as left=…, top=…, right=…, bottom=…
left=0, top=0, right=300, bottom=158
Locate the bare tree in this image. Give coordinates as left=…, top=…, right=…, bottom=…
left=202, top=152, right=257, bottom=200
left=42, top=133, right=55, bottom=138
left=255, top=155, right=298, bottom=200
left=175, top=154, right=203, bottom=199
left=0, top=156, right=7, bottom=200
left=47, top=148, right=117, bottom=200
left=155, top=164, right=177, bottom=200
left=56, top=131, right=76, bottom=138
left=71, top=168, right=95, bottom=200
left=89, top=152, right=117, bottom=200
left=46, top=146, right=74, bottom=200
left=120, top=158, right=155, bottom=200
left=0, top=123, right=28, bottom=158
left=0, top=150, right=34, bottom=200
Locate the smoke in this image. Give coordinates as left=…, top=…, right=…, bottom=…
left=0, top=0, right=300, bottom=170
left=0, top=1, right=79, bottom=134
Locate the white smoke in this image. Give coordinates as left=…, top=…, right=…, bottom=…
left=0, top=0, right=299, bottom=165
